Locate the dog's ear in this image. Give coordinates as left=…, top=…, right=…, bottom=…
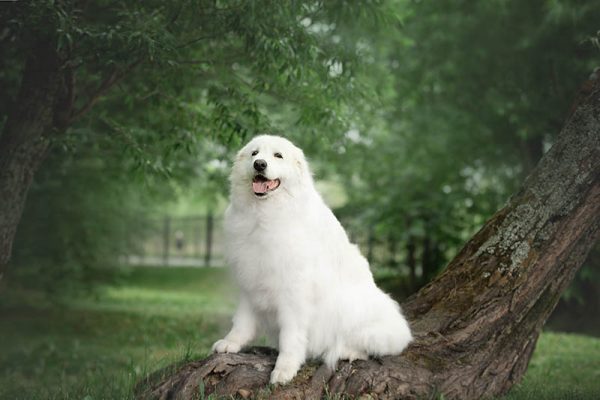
left=235, top=148, right=245, bottom=160
left=294, top=150, right=310, bottom=178
left=296, top=158, right=303, bottom=175
left=234, top=147, right=247, bottom=165
left=230, top=148, right=248, bottom=179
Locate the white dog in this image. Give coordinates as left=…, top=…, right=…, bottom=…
left=212, top=135, right=412, bottom=384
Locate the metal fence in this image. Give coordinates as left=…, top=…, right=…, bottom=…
left=122, top=213, right=405, bottom=271
left=123, top=213, right=225, bottom=267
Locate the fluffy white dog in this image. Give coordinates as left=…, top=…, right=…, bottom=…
left=212, top=135, right=412, bottom=384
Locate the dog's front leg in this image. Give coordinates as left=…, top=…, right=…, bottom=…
left=270, top=309, right=308, bottom=384
left=212, top=296, right=256, bottom=354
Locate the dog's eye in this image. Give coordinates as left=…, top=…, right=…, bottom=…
left=274, top=152, right=283, bottom=159
left=251, top=150, right=259, bottom=156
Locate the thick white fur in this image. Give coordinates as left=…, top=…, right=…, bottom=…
left=212, top=135, right=412, bottom=384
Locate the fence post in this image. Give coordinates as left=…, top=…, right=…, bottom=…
left=205, top=212, right=213, bottom=267
left=163, top=216, right=170, bottom=267
left=193, top=220, right=200, bottom=259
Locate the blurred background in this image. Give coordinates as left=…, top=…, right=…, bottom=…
left=1, top=1, right=599, bottom=399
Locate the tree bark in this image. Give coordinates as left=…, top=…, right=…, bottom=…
left=136, top=76, right=600, bottom=399
left=0, top=39, right=65, bottom=277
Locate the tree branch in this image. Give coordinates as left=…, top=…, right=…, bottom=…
left=51, top=57, right=77, bottom=132
left=175, top=35, right=222, bottom=50
left=68, top=59, right=142, bottom=123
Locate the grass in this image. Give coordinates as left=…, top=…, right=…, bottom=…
left=0, top=266, right=235, bottom=400
left=502, top=333, right=600, bottom=400
left=1, top=266, right=599, bottom=399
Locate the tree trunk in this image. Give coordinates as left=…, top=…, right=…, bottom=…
left=135, top=75, right=600, bottom=400
left=406, top=235, right=417, bottom=290
left=421, top=234, right=433, bottom=285
left=0, top=40, right=65, bottom=277
left=387, top=233, right=398, bottom=268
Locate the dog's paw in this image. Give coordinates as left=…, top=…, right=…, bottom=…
left=269, top=364, right=298, bottom=385
left=342, top=349, right=368, bottom=362
left=212, top=339, right=241, bottom=354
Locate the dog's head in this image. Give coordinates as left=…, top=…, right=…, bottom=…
left=230, top=135, right=311, bottom=202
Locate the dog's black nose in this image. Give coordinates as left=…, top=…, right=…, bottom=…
left=254, top=159, right=267, bottom=172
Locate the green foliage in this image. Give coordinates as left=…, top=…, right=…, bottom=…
left=3, top=0, right=394, bottom=290
left=563, top=245, right=600, bottom=305
left=333, top=0, right=600, bottom=291
left=2, top=0, right=599, bottom=298
left=2, top=0, right=393, bottom=165
left=550, top=245, right=600, bottom=337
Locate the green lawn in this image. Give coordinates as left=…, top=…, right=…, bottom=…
left=0, top=267, right=235, bottom=400
left=0, top=267, right=598, bottom=399
left=503, top=333, right=600, bottom=400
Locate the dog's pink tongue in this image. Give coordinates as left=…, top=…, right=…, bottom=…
left=253, top=180, right=270, bottom=194
left=253, top=179, right=278, bottom=194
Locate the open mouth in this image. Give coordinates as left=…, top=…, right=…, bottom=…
left=252, top=175, right=281, bottom=197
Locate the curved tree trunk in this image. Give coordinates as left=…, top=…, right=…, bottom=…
left=136, top=75, right=600, bottom=400
left=0, top=39, right=65, bottom=278
left=0, top=21, right=131, bottom=279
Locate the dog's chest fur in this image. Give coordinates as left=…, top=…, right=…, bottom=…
left=225, top=206, right=316, bottom=312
